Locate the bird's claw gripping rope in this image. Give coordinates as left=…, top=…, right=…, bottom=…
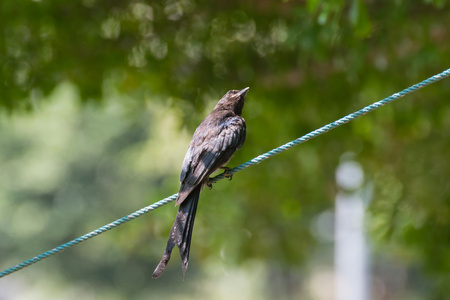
left=221, top=167, right=233, bottom=181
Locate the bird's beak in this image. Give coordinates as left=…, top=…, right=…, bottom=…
left=237, top=87, right=250, bottom=97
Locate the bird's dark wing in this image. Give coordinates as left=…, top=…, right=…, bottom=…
left=180, top=115, right=246, bottom=188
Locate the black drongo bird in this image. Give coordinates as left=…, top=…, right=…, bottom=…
left=152, top=87, right=249, bottom=279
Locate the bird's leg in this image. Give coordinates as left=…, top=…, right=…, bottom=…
left=206, top=182, right=213, bottom=190
left=206, top=167, right=233, bottom=190
left=220, top=167, right=233, bottom=181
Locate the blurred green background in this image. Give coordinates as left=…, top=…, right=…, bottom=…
left=1, top=0, right=450, bottom=299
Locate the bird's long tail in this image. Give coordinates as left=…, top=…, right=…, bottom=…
left=152, top=185, right=201, bottom=279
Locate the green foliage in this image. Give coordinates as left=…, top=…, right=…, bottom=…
left=1, top=0, right=450, bottom=298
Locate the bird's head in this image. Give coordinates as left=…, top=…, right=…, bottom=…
left=215, top=87, right=249, bottom=116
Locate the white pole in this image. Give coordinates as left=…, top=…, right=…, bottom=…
left=335, top=159, right=370, bottom=300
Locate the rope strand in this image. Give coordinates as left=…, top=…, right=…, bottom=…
left=1, top=68, right=449, bottom=278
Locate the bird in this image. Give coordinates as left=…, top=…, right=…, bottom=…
left=152, top=87, right=249, bottom=279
